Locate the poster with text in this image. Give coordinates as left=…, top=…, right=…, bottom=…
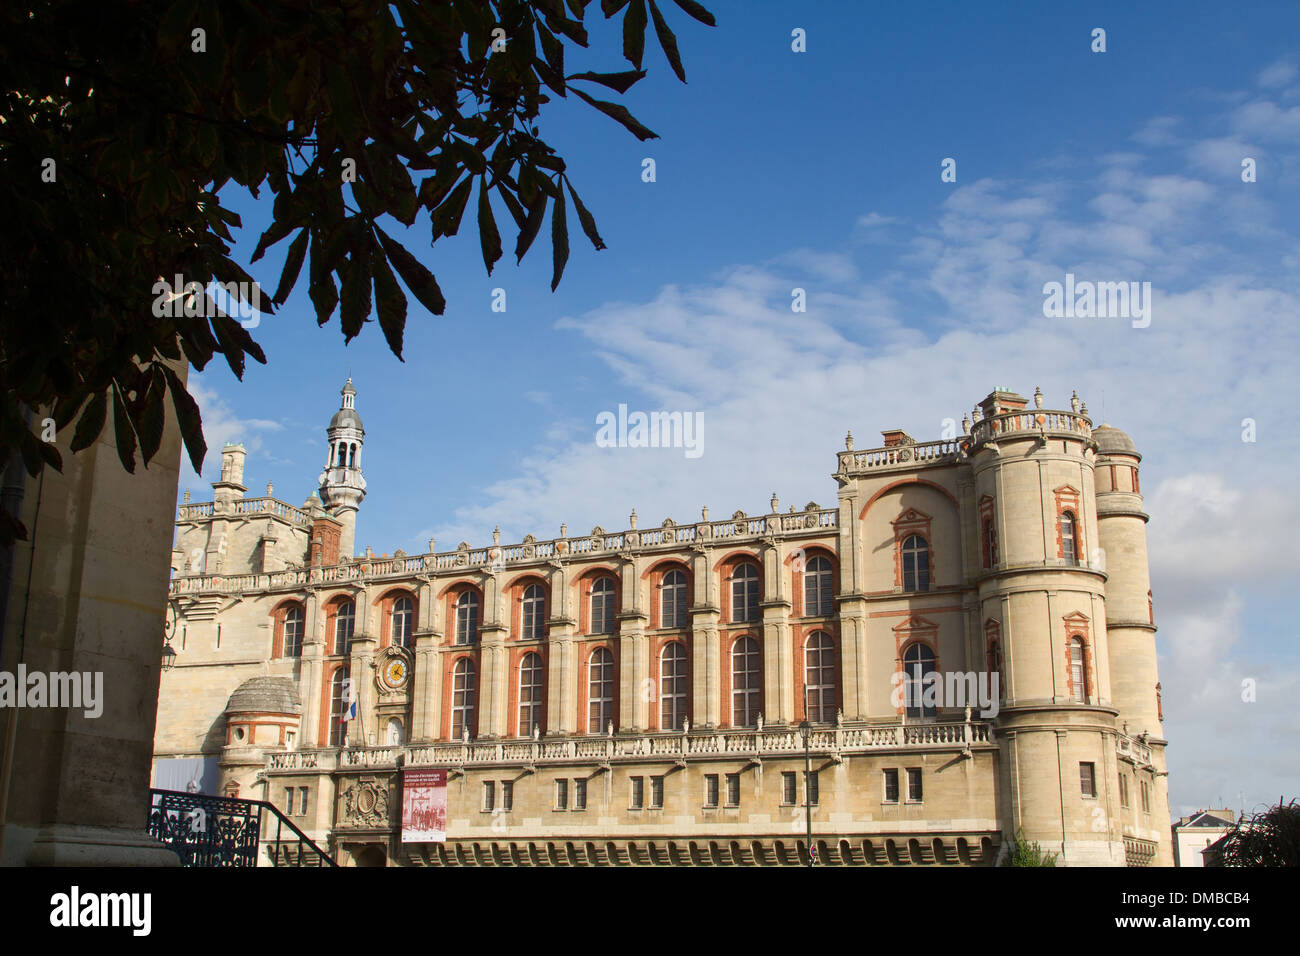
left=401, top=768, right=447, bottom=843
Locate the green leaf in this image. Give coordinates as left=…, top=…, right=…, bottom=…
left=136, top=369, right=167, bottom=465
left=71, top=390, right=108, bottom=453
left=564, top=177, right=607, bottom=250
left=602, top=0, right=631, bottom=15
left=648, top=0, right=685, bottom=81
left=370, top=242, right=408, bottom=360
left=623, top=0, right=647, bottom=69
left=515, top=191, right=549, bottom=262
left=478, top=175, right=503, bottom=274
left=162, top=364, right=206, bottom=476
left=376, top=227, right=447, bottom=316
left=339, top=247, right=374, bottom=342
left=111, top=385, right=138, bottom=474
left=273, top=228, right=310, bottom=306
left=569, top=87, right=659, bottom=140
left=566, top=69, right=646, bottom=93
left=550, top=185, right=569, bottom=291
left=432, top=175, right=474, bottom=238
left=671, top=0, right=716, bottom=26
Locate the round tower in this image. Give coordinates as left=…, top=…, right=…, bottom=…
left=318, top=378, right=367, bottom=559
left=968, top=387, right=1123, bottom=865
left=219, top=676, right=302, bottom=802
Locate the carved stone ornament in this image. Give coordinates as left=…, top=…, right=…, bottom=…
left=341, top=777, right=391, bottom=828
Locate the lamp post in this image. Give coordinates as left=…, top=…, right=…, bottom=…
left=798, top=719, right=814, bottom=866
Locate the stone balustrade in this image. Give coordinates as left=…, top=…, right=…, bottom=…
left=265, top=719, right=991, bottom=773
left=969, top=409, right=1092, bottom=447
left=1116, top=732, right=1152, bottom=767
left=836, top=439, right=960, bottom=475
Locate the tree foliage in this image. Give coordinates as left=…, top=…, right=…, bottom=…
left=1217, top=798, right=1300, bottom=867
left=1006, top=830, right=1059, bottom=867
left=0, top=0, right=715, bottom=543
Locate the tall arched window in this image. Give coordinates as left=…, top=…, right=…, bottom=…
left=391, top=596, right=413, bottom=649
left=588, top=647, right=614, bottom=733
left=731, top=562, right=760, bottom=623
left=451, top=658, right=476, bottom=740
left=804, top=556, right=833, bottom=617
left=335, top=443, right=345, bottom=467
left=660, top=569, right=687, bottom=629
left=282, top=605, right=304, bottom=658
left=1060, top=512, right=1079, bottom=565
left=456, top=591, right=480, bottom=645
left=329, top=667, right=350, bottom=746
left=982, top=518, right=998, bottom=569
left=590, top=577, right=615, bottom=635
left=518, top=652, right=544, bottom=737
left=901, top=535, right=930, bottom=592
left=903, top=643, right=937, bottom=718
left=731, top=637, right=761, bottom=727
left=333, top=601, right=355, bottom=656
left=660, top=642, right=688, bottom=731
left=1069, top=636, right=1087, bottom=703
left=804, top=632, right=835, bottom=722
left=521, top=584, right=546, bottom=641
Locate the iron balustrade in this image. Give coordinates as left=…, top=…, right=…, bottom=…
left=147, top=788, right=336, bottom=867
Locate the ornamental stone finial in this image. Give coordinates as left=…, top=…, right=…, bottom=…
left=560, top=522, right=567, bottom=538
left=845, top=431, right=854, bottom=451
left=1070, top=389, right=1080, bottom=413
left=701, top=506, right=709, bottom=521
left=493, top=526, right=501, bottom=546
left=606, top=720, right=614, bottom=738
left=183, top=489, right=191, bottom=504
left=770, top=493, right=779, bottom=513
left=267, top=480, right=274, bottom=496
left=1034, top=386, right=1043, bottom=409
left=972, top=405, right=981, bottom=422
left=961, top=413, right=971, bottom=436
left=1080, top=402, right=1089, bottom=419
left=756, top=713, right=764, bottom=732
left=629, top=508, right=638, bottom=529
left=682, top=716, right=690, bottom=734
left=428, top=537, right=435, bottom=554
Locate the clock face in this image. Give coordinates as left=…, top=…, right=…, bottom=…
left=384, top=658, right=408, bottom=688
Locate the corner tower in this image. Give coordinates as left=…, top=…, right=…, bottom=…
left=318, top=377, right=366, bottom=558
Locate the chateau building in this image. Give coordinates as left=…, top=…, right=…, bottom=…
left=152, top=380, right=1173, bottom=866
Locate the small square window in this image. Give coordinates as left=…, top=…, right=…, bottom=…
left=1080, top=762, right=1096, bottom=798
left=704, top=774, right=719, bottom=808
left=883, top=769, right=899, bottom=803
left=725, top=773, right=740, bottom=808
left=556, top=778, right=568, bottom=810
left=650, top=775, right=664, bottom=809
left=483, top=780, right=495, bottom=812
left=781, top=771, right=797, bottom=806
left=906, top=768, right=923, bottom=802
left=630, top=776, right=644, bottom=810
left=574, top=778, right=587, bottom=811
left=502, top=780, right=513, bottom=812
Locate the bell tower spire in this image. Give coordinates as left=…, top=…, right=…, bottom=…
left=318, top=377, right=367, bottom=558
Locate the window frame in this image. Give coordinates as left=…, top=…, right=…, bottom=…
left=803, top=631, right=836, bottom=723
left=901, top=534, right=931, bottom=592
left=451, top=657, right=476, bottom=741
left=883, top=768, right=900, bottom=804
left=906, top=767, right=923, bottom=803
left=730, top=562, right=761, bottom=624
left=456, top=591, right=480, bottom=645
left=902, top=642, right=938, bottom=719
left=590, top=576, right=616, bottom=635
left=731, top=636, right=762, bottom=728
left=518, top=651, right=544, bottom=738
left=282, top=604, right=304, bottom=658
left=659, top=641, right=688, bottom=731
left=660, top=569, right=688, bottom=629
left=333, top=601, right=355, bottom=656
left=521, top=583, right=546, bottom=641
left=587, top=646, right=615, bottom=734
left=804, top=555, right=834, bottom=617
left=390, top=595, right=413, bottom=649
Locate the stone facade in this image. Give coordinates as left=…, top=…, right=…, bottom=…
left=152, top=382, right=1173, bottom=866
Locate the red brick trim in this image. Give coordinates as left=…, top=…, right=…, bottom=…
left=790, top=545, right=836, bottom=618
left=374, top=586, right=417, bottom=649
left=575, top=568, right=621, bottom=637
left=793, top=625, right=840, bottom=723
left=892, top=616, right=939, bottom=716
left=1053, top=485, right=1083, bottom=562
left=984, top=619, right=1003, bottom=696
left=1062, top=612, right=1094, bottom=703
left=891, top=509, right=934, bottom=589
left=650, top=636, right=691, bottom=731
left=722, top=632, right=763, bottom=728
left=442, top=582, right=485, bottom=646
left=979, top=495, right=997, bottom=569
left=645, top=560, right=692, bottom=630
left=507, top=646, right=548, bottom=737
left=858, top=478, right=960, bottom=521
left=579, top=641, right=620, bottom=735
left=717, top=553, right=763, bottom=624
left=443, top=651, right=481, bottom=740
left=507, top=574, right=550, bottom=642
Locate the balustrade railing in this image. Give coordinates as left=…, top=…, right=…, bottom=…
left=836, top=439, right=960, bottom=474
left=147, top=788, right=335, bottom=867
left=969, top=409, right=1092, bottom=446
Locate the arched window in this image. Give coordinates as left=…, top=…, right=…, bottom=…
left=731, top=562, right=760, bottom=623
left=1070, top=636, right=1087, bottom=703
left=661, top=569, right=688, bottom=629
left=1061, top=511, right=1078, bottom=565
left=518, top=652, right=544, bottom=737
left=804, top=556, right=833, bottom=617
left=329, top=667, right=350, bottom=746
left=521, top=584, right=546, bottom=641
left=391, top=596, right=413, bottom=649
left=903, top=643, right=938, bottom=718
left=451, top=658, right=476, bottom=740
left=660, top=642, right=688, bottom=731
left=731, top=637, right=761, bottom=727
left=333, top=601, right=355, bottom=656
left=590, top=577, right=615, bottom=635
left=982, top=518, right=998, bottom=569
left=987, top=641, right=1004, bottom=697
left=901, top=535, right=930, bottom=592
left=588, top=647, right=615, bottom=733
left=348, top=443, right=356, bottom=468
left=335, top=443, right=345, bottom=467
left=282, top=605, right=304, bottom=658
left=456, top=591, right=480, bottom=645
left=386, top=718, right=404, bottom=746
left=804, top=632, right=836, bottom=722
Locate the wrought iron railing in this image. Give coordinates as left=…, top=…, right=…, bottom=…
left=147, top=789, right=336, bottom=867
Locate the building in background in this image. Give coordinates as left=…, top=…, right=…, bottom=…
left=1172, top=808, right=1236, bottom=866
left=153, top=381, right=1173, bottom=866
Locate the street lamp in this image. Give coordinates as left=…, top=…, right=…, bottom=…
left=798, top=719, right=814, bottom=866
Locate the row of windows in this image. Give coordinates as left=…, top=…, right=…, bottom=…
left=982, top=511, right=1083, bottom=568
left=1114, top=771, right=1153, bottom=813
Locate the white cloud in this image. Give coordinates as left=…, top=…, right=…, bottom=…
left=1257, top=58, right=1297, bottom=89
left=182, top=374, right=283, bottom=487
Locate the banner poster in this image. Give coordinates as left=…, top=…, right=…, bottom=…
left=401, top=768, right=448, bottom=843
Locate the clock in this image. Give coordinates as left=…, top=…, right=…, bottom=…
left=383, top=657, right=408, bottom=689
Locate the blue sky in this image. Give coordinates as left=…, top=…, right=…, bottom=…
left=188, top=1, right=1300, bottom=816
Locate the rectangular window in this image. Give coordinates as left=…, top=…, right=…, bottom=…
left=574, top=778, right=587, bottom=811
left=284, top=788, right=294, bottom=815
left=906, top=768, right=923, bottom=802
left=883, top=768, right=899, bottom=803
left=502, top=780, right=513, bottom=812
left=555, top=778, right=568, bottom=810
left=483, top=781, right=495, bottom=812
left=782, top=771, right=797, bottom=806
left=630, top=776, right=644, bottom=810
left=298, top=787, right=308, bottom=815
left=1141, top=781, right=1150, bottom=814
left=704, top=774, right=719, bottom=808
left=1080, top=762, right=1096, bottom=798
left=725, top=773, right=740, bottom=808
left=806, top=771, right=819, bottom=807
left=1118, top=774, right=1129, bottom=808
left=650, top=775, right=664, bottom=809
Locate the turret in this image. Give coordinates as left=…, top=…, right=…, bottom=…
left=318, top=378, right=367, bottom=559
